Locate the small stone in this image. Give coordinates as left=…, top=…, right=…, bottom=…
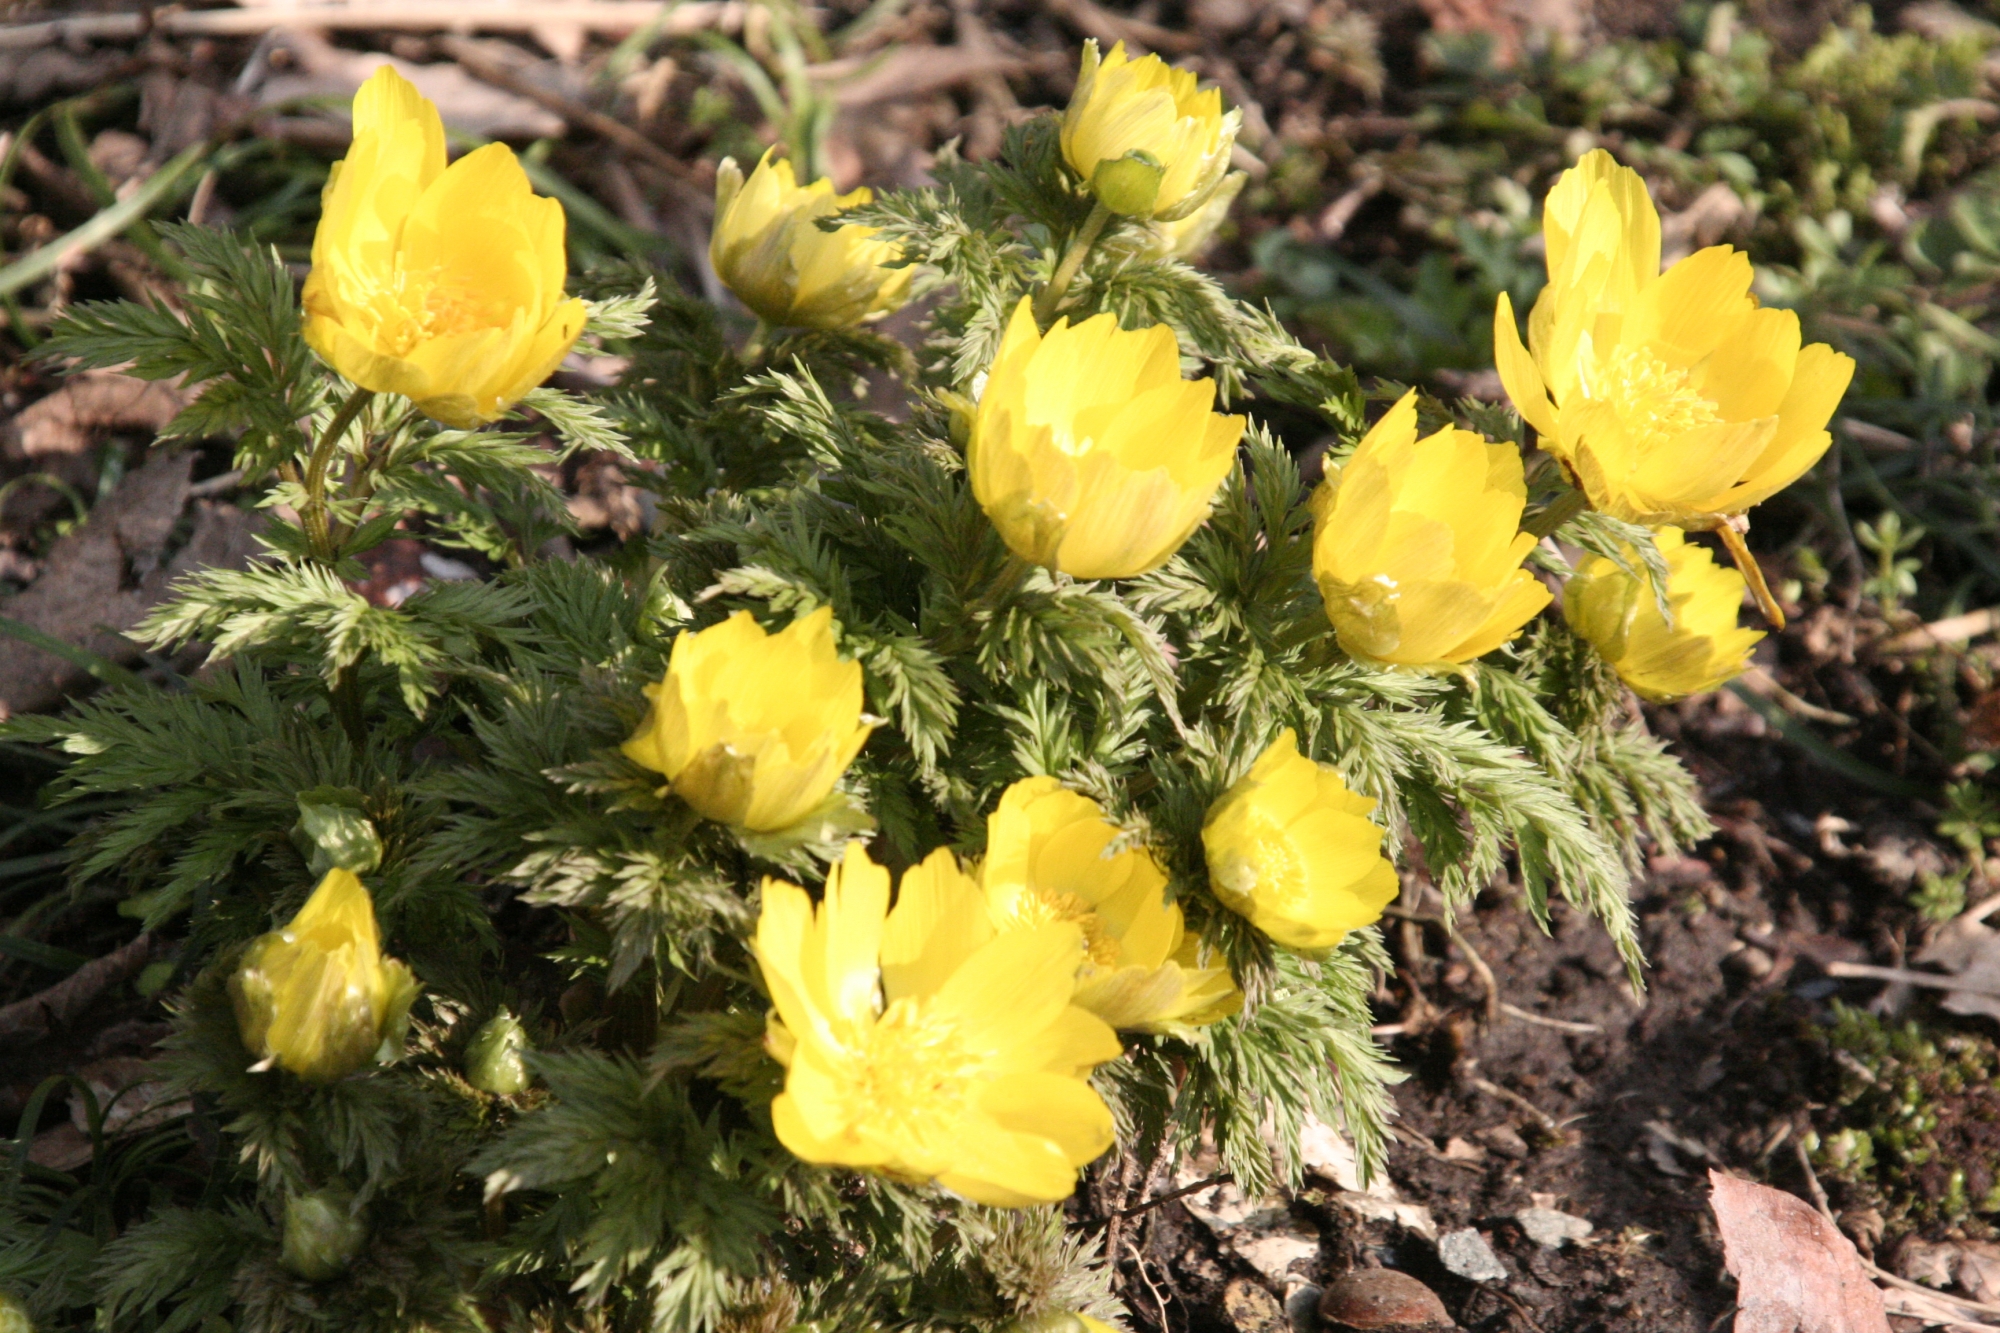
left=1234, top=1228, right=1322, bottom=1284
left=1515, top=1207, right=1593, bottom=1249
left=1724, top=945, right=1775, bottom=979
left=1286, top=1284, right=1322, bottom=1332
left=1318, top=1270, right=1452, bottom=1331
left=1226, top=1277, right=1288, bottom=1333
left=1441, top=1137, right=1485, bottom=1163
left=1436, top=1228, right=1507, bottom=1283
left=1473, top=1124, right=1529, bottom=1159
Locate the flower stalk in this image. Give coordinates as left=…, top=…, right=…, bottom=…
left=1033, top=200, right=1110, bottom=325
left=301, top=385, right=375, bottom=563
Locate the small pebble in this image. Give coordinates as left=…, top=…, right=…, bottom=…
left=1437, top=1228, right=1507, bottom=1283
left=1473, top=1124, right=1529, bottom=1159
left=1317, top=1269, right=1452, bottom=1331
left=1286, top=1283, right=1322, bottom=1332
left=1225, top=1277, right=1288, bottom=1333
left=1724, top=945, right=1775, bottom=979
left=1515, top=1206, right=1593, bottom=1249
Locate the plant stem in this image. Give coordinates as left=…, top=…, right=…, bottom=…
left=1718, top=520, right=1787, bottom=631
left=301, top=386, right=375, bottom=562
left=330, top=663, right=367, bottom=750
left=1034, top=200, right=1112, bottom=325
left=1522, top=486, right=1588, bottom=540
left=741, top=318, right=773, bottom=363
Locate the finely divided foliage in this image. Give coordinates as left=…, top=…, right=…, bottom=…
left=1, top=59, right=1748, bottom=1333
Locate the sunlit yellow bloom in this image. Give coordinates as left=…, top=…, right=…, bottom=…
left=1062, top=41, right=1241, bottom=220
left=1310, top=390, right=1551, bottom=666
left=711, top=151, right=912, bottom=330
left=1494, top=150, right=1855, bottom=528
left=623, top=607, right=874, bottom=832
left=302, top=67, right=583, bottom=428
left=755, top=842, right=1121, bottom=1206
left=1202, top=730, right=1398, bottom=951
left=1150, top=170, right=1246, bottom=261
left=971, top=298, right=1244, bottom=579
left=1565, top=526, right=1764, bottom=701
left=231, top=868, right=419, bottom=1083
left=981, top=777, right=1239, bottom=1034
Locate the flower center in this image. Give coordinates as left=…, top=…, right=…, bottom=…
left=357, top=259, right=510, bottom=358
left=997, top=888, right=1123, bottom=967
left=1585, top=343, right=1724, bottom=455
left=1049, top=425, right=1097, bottom=458
left=1239, top=813, right=1307, bottom=907
left=840, top=997, right=978, bottom=1140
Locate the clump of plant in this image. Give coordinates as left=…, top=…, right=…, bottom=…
left=0, top=46, right=1824, bottom=1333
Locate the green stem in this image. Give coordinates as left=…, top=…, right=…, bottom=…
left=741, top=318, right=773, bottom=363
left=1522, top=486, right=1588, bottom=540
left=1034, top=200, right=1112, bottom=325
left=301, top=387, right=375, bottom=562
left=330, top=663, right=367, bottom=751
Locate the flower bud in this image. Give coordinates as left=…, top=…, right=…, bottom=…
left=970, top=299, right=1244, bottom=579
left=0, top=1291, right=31, bottom=1333
left=1201, top=729, right=1398, bottom=951
left=1564, top=526, right=1764, bottom=701
left=280, top=1186, right=367, bottom=1281
left=465, top=1009, right=532, bottom=1095
left=710, top=150, right=912, bottom=330
left=294, top=787, right=382, bottom=876
left=1310, top=390, right=1551, bottom=666
left=1062, top=41, right=1241, bottom=221
left=622, top=607, right=875, bottom=832
left=302, top=67, right=584, bottom=427
left=231, top=868, right=419, bottom=1083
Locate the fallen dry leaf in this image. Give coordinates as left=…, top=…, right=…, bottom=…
left=0, top=450, right=264, bottom=717
left=2, top=370, right=187, bottom=462
left=1710, top=1170, right=1890, bottom=1333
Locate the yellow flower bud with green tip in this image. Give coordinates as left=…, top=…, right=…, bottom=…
left=1494, top=149, right=1855, bottom=529
left=1564, top=526, right=1765, bottom=702
left=1310, top=390, right=1552, bottom=667
left=1061, top=40, right=1241, bottom=221
left=754, top=841, right=1122, bottom=1206
left=622, top=607, right=875, bottom=832
left=230, top=868, right=419, bottom=1084
left=970, top=298, right=1244, bottom=580
left=980, top=777, right=1239, bottom=1035
left=301, top=67, right=585, bottom=428
left=1201, top=729, right=1399, bottom=951
left=710, top=150, right=913, bottom=330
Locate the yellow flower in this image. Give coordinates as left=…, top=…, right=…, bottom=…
left=622, top=607, right=874, bottom=832
left=971, top=298, right=1244, bottom=579
left=1565, top=526, right=1765, bottom=701
left=1201, top=730, right=1398, bottom=951
left=711, top=151, right=912, bottom=330
left=1150, top=170, right=1246, bottom=261
left=1494, top=150, right=1855, bottom=528
left=302, top=67, right=584, bottom=428
left=980, top=777, right=1239, bottom=1034
left=1062, top=41, right=1241, bottom=220
left=230, top=868, right=419, bottom=1083
left=755, top=842, right=1122, bottom=1206
left=1310, top=390, right=1552, bottom=666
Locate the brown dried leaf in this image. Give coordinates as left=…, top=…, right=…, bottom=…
left=0, top=451, right=264, bottom=717
left=2, top=370, right=187, bottom=462
left=1710, top=1170, right=1890, bottom=1333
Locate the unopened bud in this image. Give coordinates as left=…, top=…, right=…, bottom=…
left=0, top=1291, right=32, bottom=1333
left=465, top=1009, right=532, bottom=1095
left=280, top=1186, right=366, bottom=1281
left=1090, top=152, right=1166, bottom=218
